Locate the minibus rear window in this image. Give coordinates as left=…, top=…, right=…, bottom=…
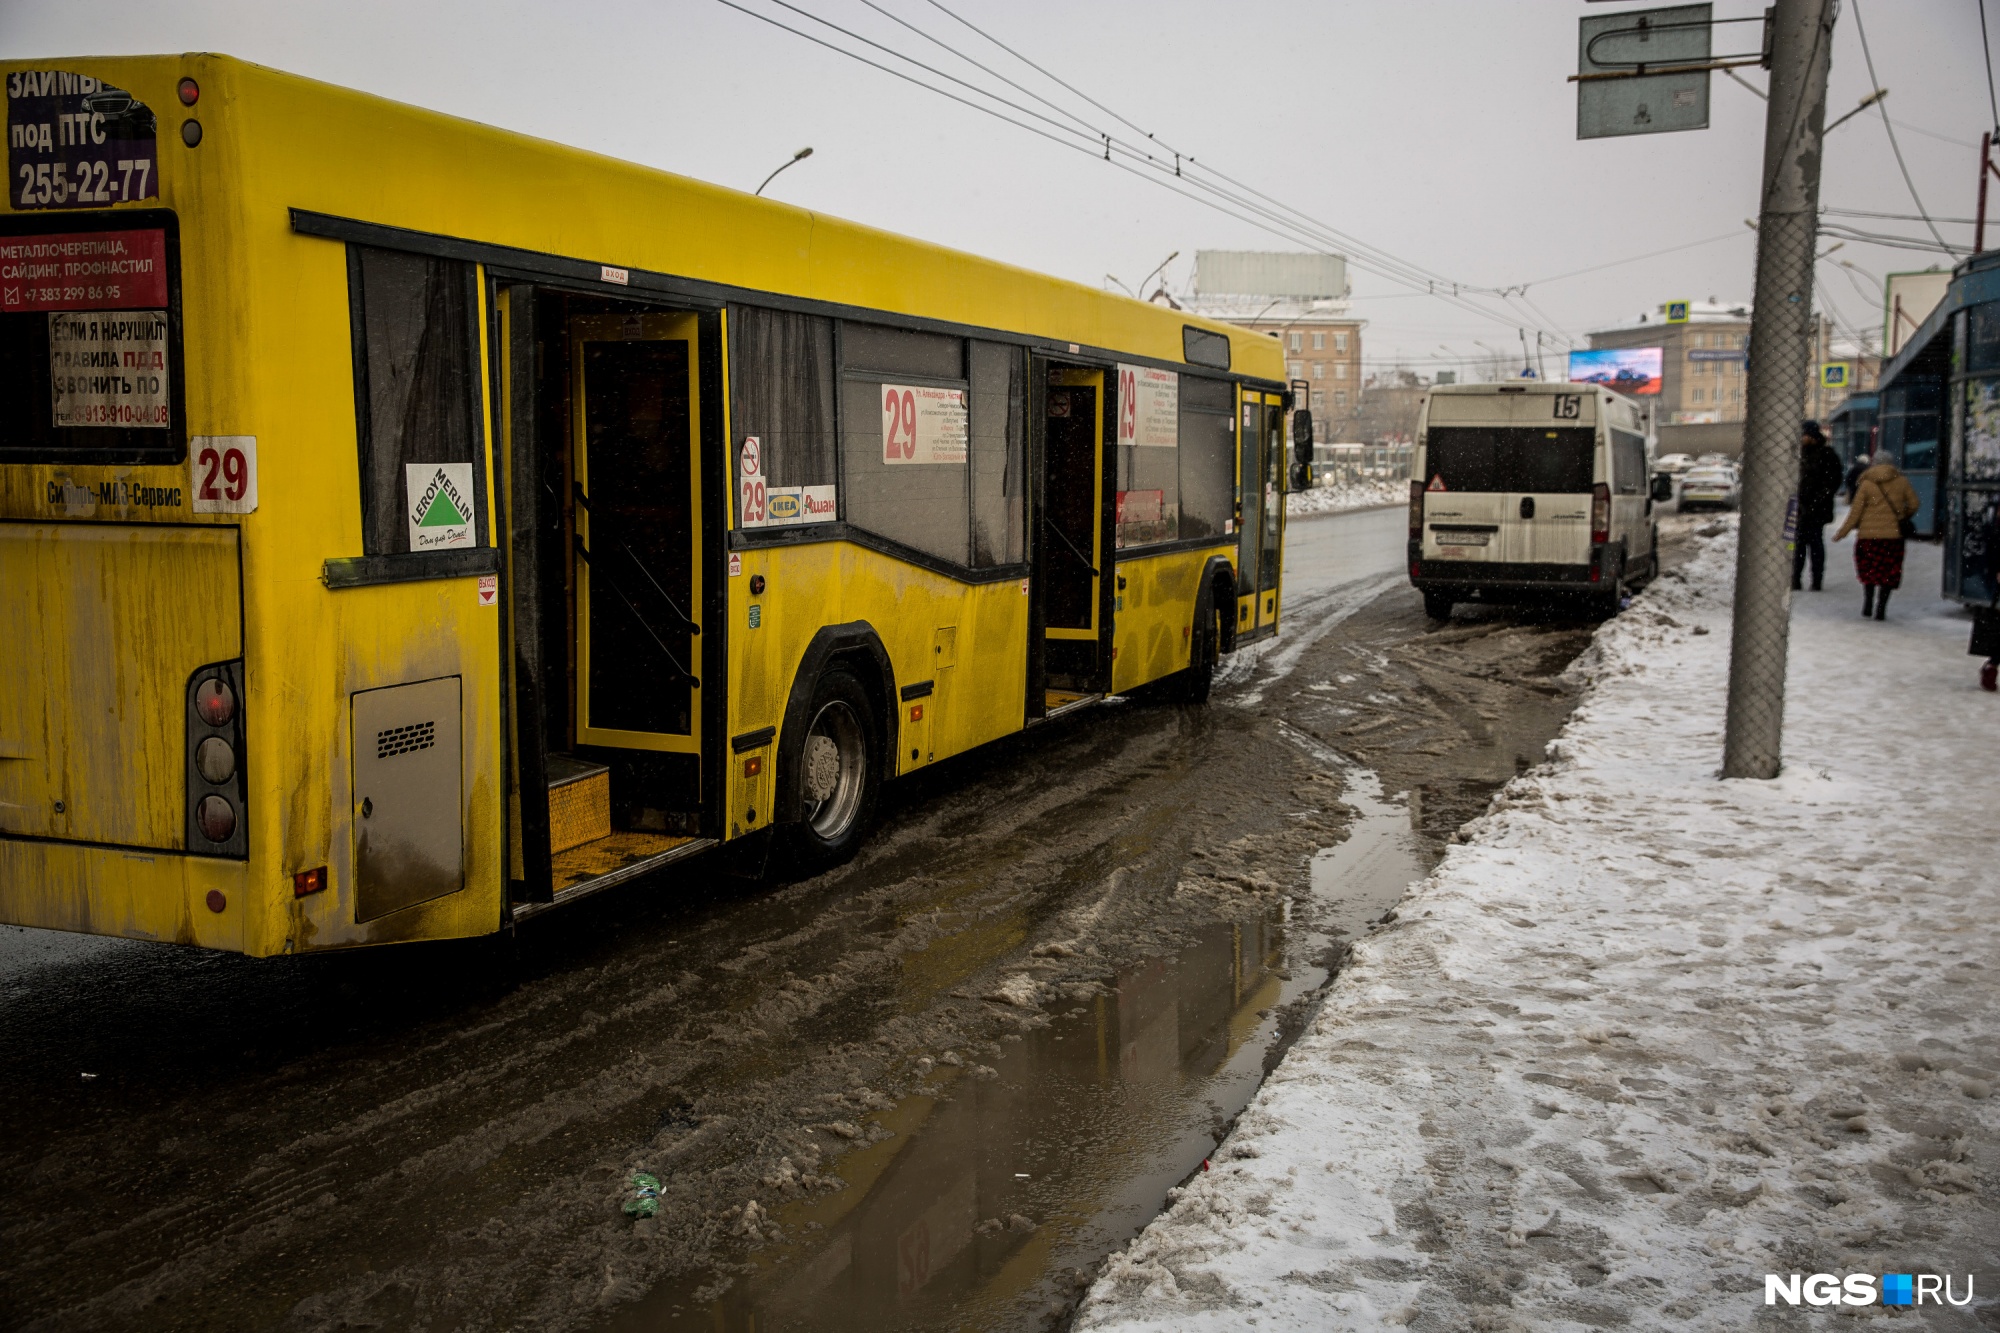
left=0, top=212, right=184, bottom=464
left=1424, top=426, right=1595, bottom=494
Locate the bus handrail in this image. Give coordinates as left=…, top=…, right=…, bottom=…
left=571, top=535, right=700, bottom=689
left=574, top=483, right=702, bottom=637
left=1049, top=522, right=1099, bottom=578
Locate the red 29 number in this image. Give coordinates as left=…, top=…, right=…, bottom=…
left=198, top=442, right=250, bottom=502
left=191, top=437, right=256, bottom=512
left=883, top=386, right=918, bottom=461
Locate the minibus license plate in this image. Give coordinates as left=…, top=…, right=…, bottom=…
left=1435, top=531, right=1489, bottom=547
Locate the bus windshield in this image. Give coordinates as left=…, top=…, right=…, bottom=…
left=1425, top=426, right=1594, bottom=494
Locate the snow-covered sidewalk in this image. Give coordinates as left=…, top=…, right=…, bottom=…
left=1286, top=479, right=1405, bottom=518
left=1080, top=523, right=1999, bottom=1330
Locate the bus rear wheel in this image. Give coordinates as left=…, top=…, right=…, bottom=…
left=1422, top=592, right=1454, bottom=622
left=781, top=667, right=880, bottom=873
left=1168, top=598, right=1222, bottom=704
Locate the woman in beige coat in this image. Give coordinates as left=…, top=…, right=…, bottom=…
left=1833, top=450, right=1921, bottom=619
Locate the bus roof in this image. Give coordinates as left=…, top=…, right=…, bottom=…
left=2, top=53, right=1283, bottom=381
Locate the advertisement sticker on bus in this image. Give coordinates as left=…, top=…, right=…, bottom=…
left=7, top=71, right=159, bottom=211
left=766, top=487, right=802, bottom=523
left=1117, top=364, right=1179, bottom=449
left=48, top=310, right=169, bottom=428
left=405, top=462, right=476, bottom=551
left=800, top=484, right=836, bottom=523
left=2, top=228, right=168, bottom=311
left=881, top=384, right=967, bottom=465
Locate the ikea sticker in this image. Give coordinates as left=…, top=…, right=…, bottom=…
left=766, top=487, right=802, bottom=523
left=406, top=462, right=476, bottom=551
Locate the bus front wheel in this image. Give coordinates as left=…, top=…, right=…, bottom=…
left=781, top=667, right=881, bottom=873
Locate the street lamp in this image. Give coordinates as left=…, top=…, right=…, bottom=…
left=755, top=146, right=814, bottom=197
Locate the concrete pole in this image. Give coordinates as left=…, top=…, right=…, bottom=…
left=1723, top=0, right=1835, bottom=780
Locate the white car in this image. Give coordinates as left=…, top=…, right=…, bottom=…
left=1655, top=453, right=1696, bottom=474
left=1678, top=464, right=1740, bottom=510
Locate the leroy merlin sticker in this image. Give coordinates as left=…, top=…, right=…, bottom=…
left=406, top=462, right=476, bottom=551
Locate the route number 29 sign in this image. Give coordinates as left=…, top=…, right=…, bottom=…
left=880, top=384, right=967, bottom=465
left=190, top=436, right=257, bottom=514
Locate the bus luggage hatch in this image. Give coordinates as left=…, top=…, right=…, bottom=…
left=351, top=676, right=464, bottom=922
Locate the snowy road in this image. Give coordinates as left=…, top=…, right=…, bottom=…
left=1079, top=524, right=2000, bottom=1332
left=0, top=505, right=1607, bottom=1332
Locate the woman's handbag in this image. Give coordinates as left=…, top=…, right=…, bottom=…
left=1899, top=514, right=1918, bottom=539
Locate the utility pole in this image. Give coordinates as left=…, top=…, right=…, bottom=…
left=1722, top=0, right=1835, bottom=780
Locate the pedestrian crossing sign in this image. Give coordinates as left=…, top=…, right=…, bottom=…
left=1821, top=362, right=1852, bottom=388
left=1665, top=301, right=1690, bottom=323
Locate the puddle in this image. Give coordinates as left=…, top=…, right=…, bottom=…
left=607, top=764, right=1431, bottom=1333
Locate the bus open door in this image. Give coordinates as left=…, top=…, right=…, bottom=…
left=1033, top=364, right=1114, bottom=718
left=1235, top=391, right=1284, bottom=641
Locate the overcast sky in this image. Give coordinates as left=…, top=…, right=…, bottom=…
left=3, top=1, right=1987, bottom=375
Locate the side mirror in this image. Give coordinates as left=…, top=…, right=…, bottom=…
left=1650, top=473, right=1675, bottom=503
left=1289, top=462, right=1312, bottom=492
left=1290, top=410, right=1314, bottom=467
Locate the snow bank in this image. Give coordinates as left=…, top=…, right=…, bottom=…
left=1286, top=479, right=1404, bottom=518
left=1079, top=522, right=1999, bottom=1331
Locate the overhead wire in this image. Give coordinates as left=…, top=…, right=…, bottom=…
left=715, top=0, right=1574, bottom=343
left=1849, top=0, right=1961, bottom=257
left=910, top=0, right=1579, bottom=341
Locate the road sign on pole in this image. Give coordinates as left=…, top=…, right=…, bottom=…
left=1577, top=3, right=1713, bottom=139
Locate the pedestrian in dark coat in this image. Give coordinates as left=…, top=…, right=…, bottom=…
left=1833, top=450, right=1921, bottom=619
left=1792, top=421, right=1842, bottom=591
left=1843, top=448, right=1872, bottom=500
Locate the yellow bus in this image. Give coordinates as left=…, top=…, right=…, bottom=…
left=0, top=55, right=1291, bottom=955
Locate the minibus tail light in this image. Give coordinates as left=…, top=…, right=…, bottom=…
left=1409, top=480, right=1424, bottom=538
left=1591, top=483, right=1611, bottom=545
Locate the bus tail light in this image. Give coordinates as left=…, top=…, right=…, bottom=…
left=187, top=661, right=248, bottom=857
left=1409, top=480, right=1424, bottom=538
left=195, top=795, right=236, bottom=842
left=293, top=866, right=328, bottom=898
left=1591, top=483, right=1611, bottom=545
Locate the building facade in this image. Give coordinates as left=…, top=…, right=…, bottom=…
left=1588, top=300, right=1878, bottom=458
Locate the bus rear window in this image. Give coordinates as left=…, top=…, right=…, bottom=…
left=1424, top=426, right=1594, bottom=494
left=0, top=213, right=184, bottom=464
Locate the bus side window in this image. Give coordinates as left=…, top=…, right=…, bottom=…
left=969, top=341, right=1026, bottom=567
left=348, top=246, right=482, bottom=556
left=840, top=323, right=972, bottom=565
left=728, top=306, right=837, bottom=523
left=1179, top=376, right=1235, bottom=540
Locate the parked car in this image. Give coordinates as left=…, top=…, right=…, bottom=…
left=1654, top=452, right=1696, bottom=474
left=1678, top=463, right=1741, bottom=510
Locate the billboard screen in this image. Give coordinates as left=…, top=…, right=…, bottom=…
left=1568, top=346, right=1663, bottom=396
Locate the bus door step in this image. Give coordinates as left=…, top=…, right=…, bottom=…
left=1035, top=690, right=1104, bottom=724
left=546, top=754, right=611, bottom=854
